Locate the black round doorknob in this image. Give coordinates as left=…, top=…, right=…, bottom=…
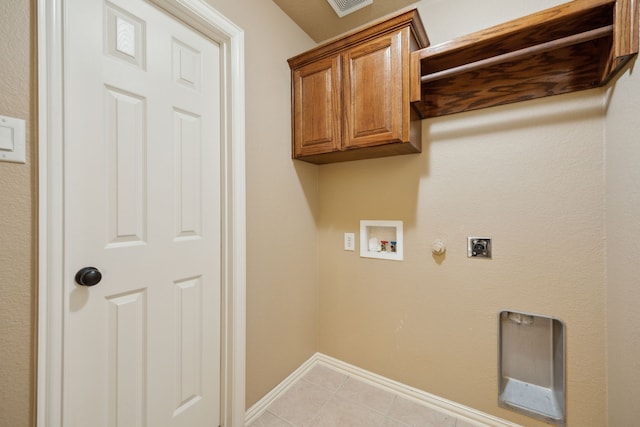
left=75, top=267, right=102, bottom=287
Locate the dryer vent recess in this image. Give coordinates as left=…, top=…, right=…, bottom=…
left=499, top=310, right=566, bottom=426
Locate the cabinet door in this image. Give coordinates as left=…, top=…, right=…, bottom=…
left=292, top=56, right=342, bottom=157
left=343, top=30, right=405, bottom=149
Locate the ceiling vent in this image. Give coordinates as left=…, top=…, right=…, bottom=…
left=326, top=0, right=373, bottom=17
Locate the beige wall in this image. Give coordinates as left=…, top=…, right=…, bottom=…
left=0, top=0, right=36, bottom=426
left=202, top=0, right=319, bottom=408
left=318, top=95, right=607, bottom=427
left=317, top=1, right=610, bottom=426
left=605, top=60, right=640, bottom=424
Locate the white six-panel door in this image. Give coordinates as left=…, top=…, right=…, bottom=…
left=64, top=0, right=221, bottom=425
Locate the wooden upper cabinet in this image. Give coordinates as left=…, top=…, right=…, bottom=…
left=290, top=0, right=639, bottom=163
left=288, top=9, right=429, bottom=164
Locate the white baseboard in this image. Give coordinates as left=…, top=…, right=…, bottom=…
left=244, top=353, right=322, bottom=424
left=245, top=352, right=521, bottom=427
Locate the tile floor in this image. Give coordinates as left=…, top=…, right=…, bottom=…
left=247, top=363, right=485, bottom=427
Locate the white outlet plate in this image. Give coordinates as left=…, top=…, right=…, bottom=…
left=344, top=233, right=355, bottom=251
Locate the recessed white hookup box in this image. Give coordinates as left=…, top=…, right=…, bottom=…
left=359, top=220, right=403, bottom=261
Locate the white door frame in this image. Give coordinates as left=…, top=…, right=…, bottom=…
left=36, top=0, right=246, bottom=425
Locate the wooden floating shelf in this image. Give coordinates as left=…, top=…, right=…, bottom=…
left=411, top=0, right=639, bottom=119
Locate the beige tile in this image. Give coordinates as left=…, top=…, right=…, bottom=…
left=302, top=363, right=349, bottom=391
left=336, top=377, right=396, bottom=414
left=256, top=362, right=499, bottom=427
left=454, top=417, right=488, bottom=427
left=387, top=396, right=457, bottom=427
left=248, top=411, right=293, bottom=427
left=305, top=396, right=387, bottom=427
left=268, top=379, right=334, bottom=426
left=381, top=417, right=412, bottom=427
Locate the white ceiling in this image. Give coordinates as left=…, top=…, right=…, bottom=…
left=272, top=0, right=420, bottom=42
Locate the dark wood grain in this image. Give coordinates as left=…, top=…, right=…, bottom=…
left=418, top=39, right=612, bottom=118
left=413, top=0, right=639, bottom=119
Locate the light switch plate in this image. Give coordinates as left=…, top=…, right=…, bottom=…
left=0, top=115, right=26, bottom=164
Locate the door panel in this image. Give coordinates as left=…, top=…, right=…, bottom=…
left=105, top=86, right=147, bottom=247
left=292, top=56, right=342, bottom=156
left=64, top=0, right=221, bottom=425
left=107, top=290, right=146, bottom=426
left=344, top=31, right=404, bottom=149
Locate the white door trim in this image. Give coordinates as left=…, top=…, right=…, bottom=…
left=36, top=0, right=246, bottom=425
